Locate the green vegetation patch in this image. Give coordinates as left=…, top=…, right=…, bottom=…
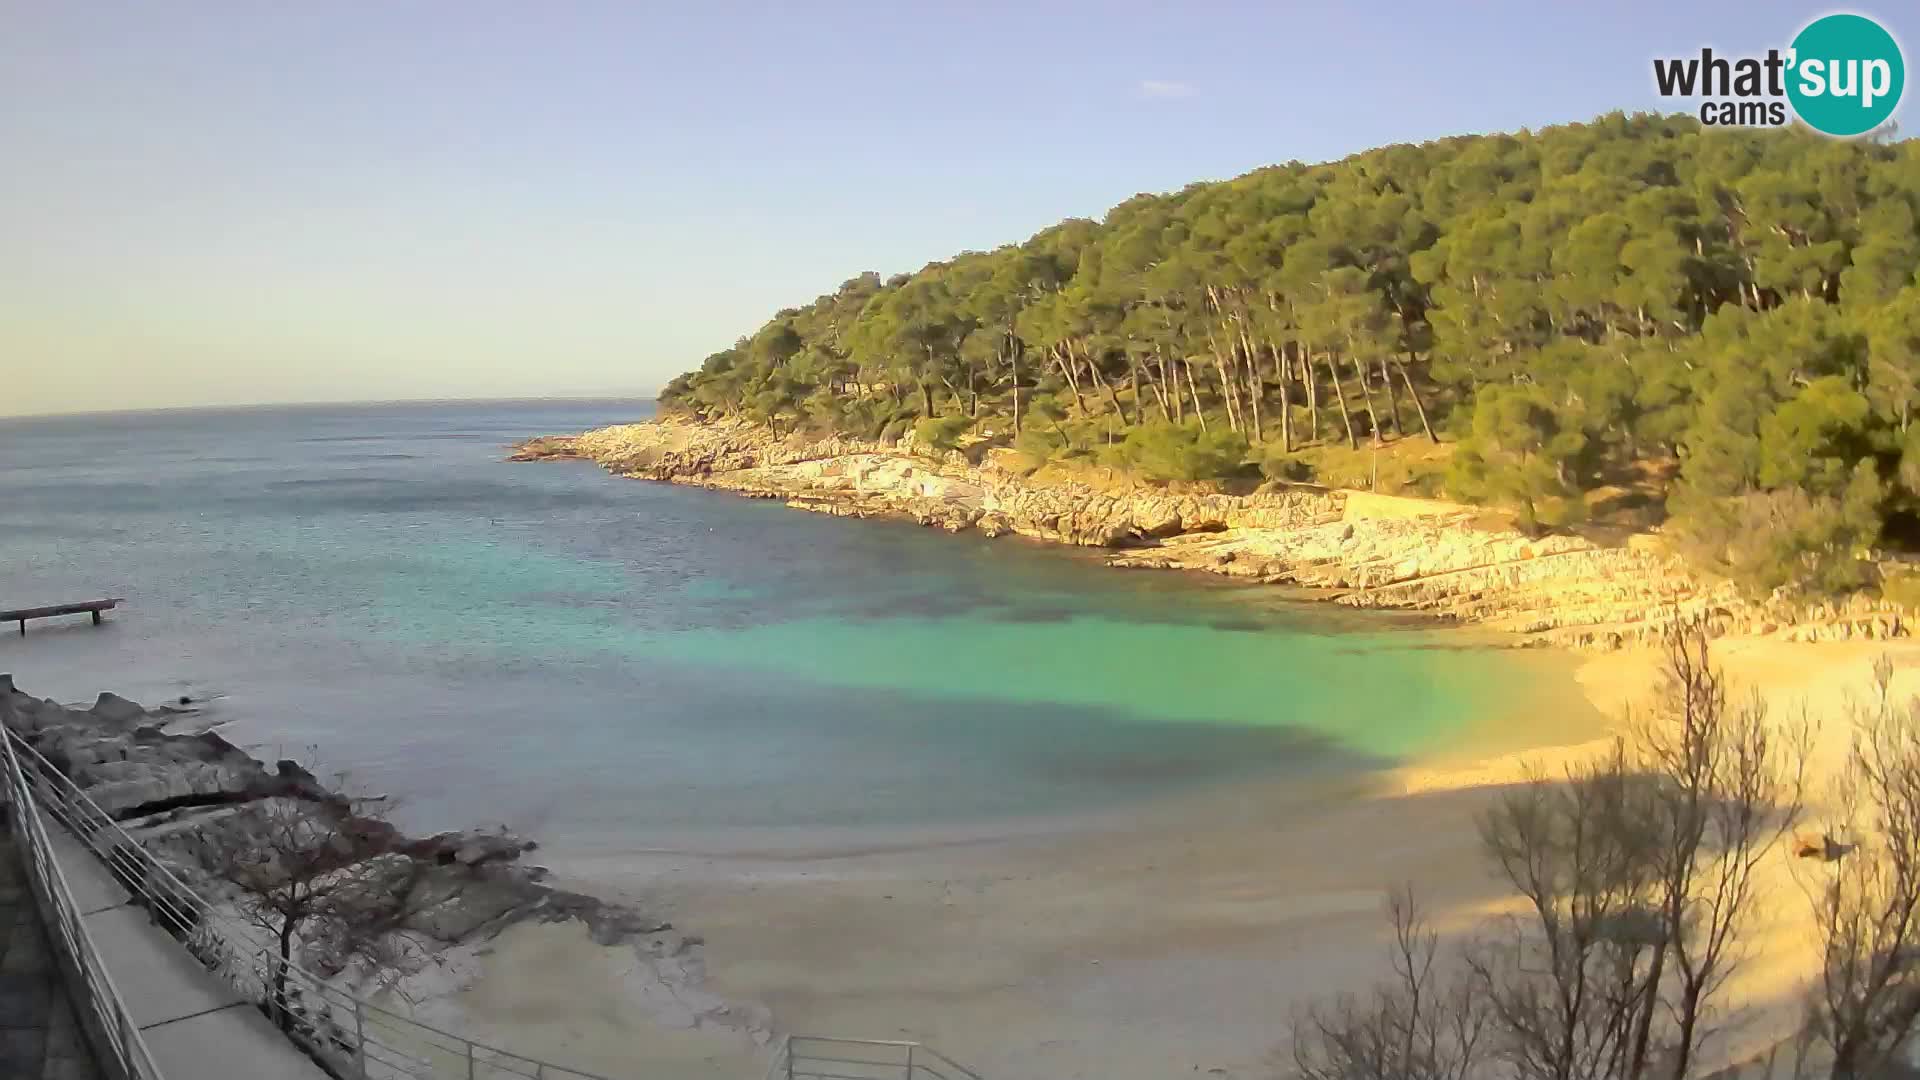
left=663, top=114, right=1920, bottom=598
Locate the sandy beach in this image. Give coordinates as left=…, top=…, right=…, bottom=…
left=410, top=635, right=1920, bottom=1080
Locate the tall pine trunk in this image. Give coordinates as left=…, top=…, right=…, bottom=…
left=1055, top=344, right=1086, bottom=414
left=1271, top=340, right=1292, bottom=453
left=1183, top=359, right=1208, bottom=432
left=1347, top=343, right=1382, bottom=444
left=1377, top=357, right=1402, bottom=437
left=1299, top=349, right=1320, bottom=443
left=1138, top=354, right=1172, bottom=423
left=1245, top=354, right=1264, bottom=443
left=1236, top=328, right=1263, bottom=443
left=1010, top=346, right=1021, bottom=435
left=1394, top=357, right=1437, bottom=443
left=1323, top=352, right=1356, bottom=449
left=1088, top=360, right=1124, bottom=418
left=1208, top=330, right=1240, bottom=432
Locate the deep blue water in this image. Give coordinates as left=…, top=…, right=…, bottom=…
left=0, top=401, right=1582, bottom=850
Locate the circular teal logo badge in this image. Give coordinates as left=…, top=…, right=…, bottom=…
left=1788, top=14, right=1905, bottom=137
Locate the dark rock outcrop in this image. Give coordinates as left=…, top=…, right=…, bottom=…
left=0, top=681, right=672, bottom=952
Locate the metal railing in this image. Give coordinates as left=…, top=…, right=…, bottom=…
left=6, top=722, right=990, bottom=1080
left=765, top=1036, right=982, bottom=1080
left=0, top=718, right=166, bottom=1079
left=4, top=725, right=618, bottom=1080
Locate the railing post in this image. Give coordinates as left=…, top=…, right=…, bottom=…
left=6, top=724, right=625, bottom=1080
left=907, top=1042, right=916, bottom=1080
left=786, top=1036, right=795, bottom=1080
left=354, top=997, right=367, bottom=1079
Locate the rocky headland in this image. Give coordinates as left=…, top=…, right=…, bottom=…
left=513, top=414, right=1912, bottom=649
left=510, top=413, right=1920, bottom=645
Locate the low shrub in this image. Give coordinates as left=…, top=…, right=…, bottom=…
left=913, top=414, right=972, bottom=452
left=1110, top=421, right=1250, bottom=484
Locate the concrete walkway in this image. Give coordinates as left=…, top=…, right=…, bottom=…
left=0, top=815, right=100, bottom=1080
left=45, top=827, right=331, bottom=1080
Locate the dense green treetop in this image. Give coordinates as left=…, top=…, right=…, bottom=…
left=661, top=113, right=1920, bottom=596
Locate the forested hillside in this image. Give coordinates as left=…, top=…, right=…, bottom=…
left=660, top=113, right=1920, bottom=597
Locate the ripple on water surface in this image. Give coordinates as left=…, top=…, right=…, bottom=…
left=0, top=401, right=1592, bottom=846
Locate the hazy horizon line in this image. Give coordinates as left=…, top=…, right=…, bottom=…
left=0, top=394, right=660, bottom=423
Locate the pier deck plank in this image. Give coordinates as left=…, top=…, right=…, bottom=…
left=3, top=600, right=121, bottom=636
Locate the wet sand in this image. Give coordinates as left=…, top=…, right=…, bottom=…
left=439, top=637, right=1916, bottom=1080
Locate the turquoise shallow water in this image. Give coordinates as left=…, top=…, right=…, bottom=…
left=0, top=401, right=1584, bottom=848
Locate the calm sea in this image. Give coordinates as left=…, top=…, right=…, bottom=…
left=0, top=400, right=1582, bottom=851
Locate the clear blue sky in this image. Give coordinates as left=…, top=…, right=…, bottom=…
left=1, top=2, right=1905, bottom=416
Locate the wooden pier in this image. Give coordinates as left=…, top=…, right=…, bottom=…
left=3, top=599, right=122, bottom=636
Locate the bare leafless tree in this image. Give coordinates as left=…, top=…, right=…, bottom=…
left=1407, top=622, right=1803, bottom=1080
left=1626, top=623, right=1808, bottom=1080
left=1802, top=656, right=1920, bottom=1080
left=196, top=789, right=410, bottom=1032
left=1470, top=739, right=1662, bottom=1080
left=1285, top=628, right=1920, bottom=1080
left=1290, top=886, right=1488, bottom=1080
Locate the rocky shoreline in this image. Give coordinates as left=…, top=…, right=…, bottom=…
left=0, top=675, right=769, bottom=1057
left=513, top=414, right=1912, bottom=649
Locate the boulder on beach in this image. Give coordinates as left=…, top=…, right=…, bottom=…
left=90, top=691, right=148, bottom=725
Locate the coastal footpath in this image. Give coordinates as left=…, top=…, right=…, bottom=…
left=514, top=415, right=1909, bottom=650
